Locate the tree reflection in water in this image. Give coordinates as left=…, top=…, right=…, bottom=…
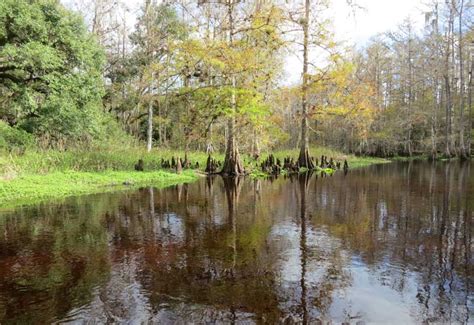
left=299, top=173, right=309, bottom=324
left=0, top=161, right=471, bottom=323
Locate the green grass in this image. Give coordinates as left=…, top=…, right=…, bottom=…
left=0, top=147, right=206, bottom=208
left=390, top=154, right=428, bottom=162
left=0, top=169, right=198, bottom=209
left=0, top=147, right=220, bottom=177
left=344, top=155, right=390, bottom=169
left=0, top=145, right=389, bottom=208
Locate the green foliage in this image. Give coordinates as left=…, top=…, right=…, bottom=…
left=0, top=0, right=105, bottom=145
left=249, top=170, right=269, bottom=179
left=0, top=121, right=34, bottom=152
left=130, top=3, right=187, bottom=52
left=235, top=89, right=270, bottom=121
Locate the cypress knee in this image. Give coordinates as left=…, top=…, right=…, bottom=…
left=135, top=159, right=144, bottom=171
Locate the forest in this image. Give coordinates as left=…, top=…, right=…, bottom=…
left=0, top=0, right=473, bottom=179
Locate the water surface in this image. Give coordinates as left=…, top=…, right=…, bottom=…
left=0, top=161, right=472, bottom=323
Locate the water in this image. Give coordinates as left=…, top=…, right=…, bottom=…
left=0, top=161, right=472, bottom=324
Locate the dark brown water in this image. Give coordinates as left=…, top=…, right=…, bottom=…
left=0, top=161, right=472, bottom=324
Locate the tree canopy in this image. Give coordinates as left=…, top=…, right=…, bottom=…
left=0, top=0, right=106, bottom=147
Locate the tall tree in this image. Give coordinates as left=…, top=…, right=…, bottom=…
left=284, top=0, right=334, bottom=168
left=444, top=1, right=455, bottom=157
left=145, top=0, right=154, bottom=152
left=221, top=0, right=245, bottom=175
left=457, top=0, right=467, bottom=159
left=468, top=42, right=473, bottom=156
left=129, top=2, right=186, bottom=150
left=297, top=0, right=314, bottom=168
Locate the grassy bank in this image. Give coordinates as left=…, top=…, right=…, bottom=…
left=0, top=170, right=197, bottom=208
left=0, top=146, right=389, bottom=208
left=0, top=148, right=215, bottom=178
left=0, top=146, right=388, bottom=179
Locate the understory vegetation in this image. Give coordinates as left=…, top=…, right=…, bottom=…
left=0, top=146, right=387, bottom=179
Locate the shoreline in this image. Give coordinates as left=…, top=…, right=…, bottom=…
left=0, top=170, right=198, bottom=210
left=0, top=148, right=390, bottom=209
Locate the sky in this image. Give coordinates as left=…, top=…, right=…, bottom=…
left=284, top=0, right=427, bottom=84
left=330, top=0, right=426, bottom=45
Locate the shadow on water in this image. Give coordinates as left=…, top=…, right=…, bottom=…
left=0, top=161, right=472, bottom=323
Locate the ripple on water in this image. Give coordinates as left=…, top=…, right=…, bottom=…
left=0, top=161, right=472, bottom=323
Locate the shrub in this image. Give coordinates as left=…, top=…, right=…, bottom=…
left=0, top=121, right=35, bottom=153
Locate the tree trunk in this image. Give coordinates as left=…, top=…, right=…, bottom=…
left=458, top=0, right=467, bottom=159
left=444, top=9, right=452, bottom=158
left=221, top=0, right=245, bottom=176
left=449, top=3, right=456, bottom=155
left=251, top=128, right=260, bottom=158
left=145, top=0, right=153, bottom=153
left=430, top=1, right=440, bottom=160
left=407, top=25, right=413, bottom=157
left=407, top=129, right=413, bottom=157
left=468, top=53, right=473, bottom=157
left=157, top=99, right=162, bottom=145
left=430, top=122, right=437, bottom=160
left=445, top=75, right=452, bottom=157
left=222, top=81, right=245, bottom=175
left=297, top=0, right=314, bottom=169
left=147, top=95, right=153, bottom=152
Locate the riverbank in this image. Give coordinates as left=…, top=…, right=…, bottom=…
left=265, top=148, right=389, bottom=169
left=0, top=169, right=198, bottom=208
left=0, top=146, right=389, bottom=208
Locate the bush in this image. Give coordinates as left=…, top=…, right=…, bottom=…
left=0, top=121, right=35, bottom=153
